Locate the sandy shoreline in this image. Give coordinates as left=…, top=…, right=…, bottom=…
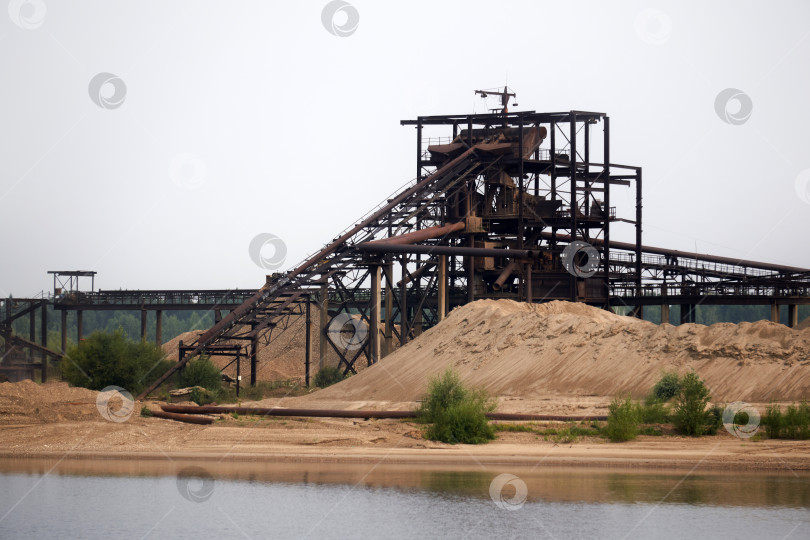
left=2, top=414, right=810, bottom=472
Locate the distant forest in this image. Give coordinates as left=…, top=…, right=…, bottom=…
left=6, top=303, right=808, bottom=353
left=8, top=305, right=214, bottom=350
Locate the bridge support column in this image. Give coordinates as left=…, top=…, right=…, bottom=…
left=61, top=310, right=67, bottom=353
left=305, top=299, right=311, bottom=387
left=788, top=305, right=799, bottom=328
left=384, top=261, right=393, bottom=356
left=770, top=304, right=780, bottom=324
left=370, top=265, right=381, bottom=364
left=630, top=306, right=643, bottom=319
left=250, top=338, right=258, bottom=387
left=40, top=300, right=47, bottom=382
left=525, top=263, right=533, bottom=303
left=438, top=255, right=447, bottom=322
left=140, top=310, right=147, bottom=341
left=319, top=283, right=328, bottom=370
left=77, top=310, right=83, bottom=342
left=680, top=304, right=696, bottom=324
left=400, top=257, right=408, bottom=346
left=661, top=304, right=670, bottom=325
left=155, top=310, right=163, bottom=345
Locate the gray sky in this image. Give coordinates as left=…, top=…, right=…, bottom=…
left=1, top=0, right=809, bottom=296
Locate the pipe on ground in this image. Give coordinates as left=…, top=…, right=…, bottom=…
left=160, top=404, right=606, bottom=422
left=149, top=410, right=215, bottom=425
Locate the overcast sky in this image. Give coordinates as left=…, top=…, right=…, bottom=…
left=1, top=0, right=809, bottom=296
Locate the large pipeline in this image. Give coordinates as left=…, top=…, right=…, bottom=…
left=160, top=404, right=606, bottom=422
left=149, top=410, right=215, bottom=425
left=358, top=243, right=537, bottom=259
left=368, top=221, right=466, bottom=245
left=492, top=260, right=517, bottom=291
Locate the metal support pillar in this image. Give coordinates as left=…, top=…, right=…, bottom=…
left=603, top=117, right=611, bottom=304
left=788, top=305, right=799, bottom=328
left=635, top=169, right=643, bottom=297
left=40, top=300, right=47, bottom=382
left=384, top=260, right=393, bottom=356
left=525, top=263, right=533, bottom=303
left=438, top=255, right=447, bottom=322
left=77, top=310, right=83, bottom=342
left=570, top=113, right=578, bottom=302
left=250, top=338, right=258, bottom=387
left=400, top=257, right=408, bottom=346
left=60, top=310, right=67, bottom=353
left=305, top=297, right=311, bottom=387
left=319, top=282, right=328, bottom=369
left=661, top=304, right=670, bottom=325
left=155, top=310, right=163, bottom=345
left=680, top=305, right=696, bottom=324
left=236, top=350, right=241, bottom=397
left=370, top=265, right=381, bottom=364
left=770, top=304, right=780, bottom=323
left=140, top=310, right=147, bottom=341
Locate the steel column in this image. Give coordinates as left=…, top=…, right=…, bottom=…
left=370, top=264, right=381, bottom=364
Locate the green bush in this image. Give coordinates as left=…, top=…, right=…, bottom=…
left=764, top=401, right=810, bottom=440
left=189, top=387, right=216, bottom=406
left=649, top=371, right=681, bottom=403
left=418, top=368, right=495, bottom=444
left=635, top=401, right=669, bottom=424
left=314, top=365, right=346, bottom=388
left=606, top=395, right=639, bottom=442
left=704, top=404, right=723, bottom=435
left=672, top=371, right=712, bottom=436
left=60, top=330, right=172, bottom=396
left=764, top=403, right=783, bottom=439
left=179, top=355, right=221, bottom=392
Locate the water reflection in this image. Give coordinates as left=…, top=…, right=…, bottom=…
left=1, top=458, right=808, bottom=509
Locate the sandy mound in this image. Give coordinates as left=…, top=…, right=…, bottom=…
left=295, top=299, right=810, bottom=407
left=0, top=380, right=102, bottom=424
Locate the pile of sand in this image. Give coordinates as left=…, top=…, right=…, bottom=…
left=798, top=317, right=810, bottom=331
left=298, top=299, right=810, bottom=406
left=0, top=380, right=101, bottom=424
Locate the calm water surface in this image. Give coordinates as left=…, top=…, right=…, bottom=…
left=0, top=459, right=808, bottom=539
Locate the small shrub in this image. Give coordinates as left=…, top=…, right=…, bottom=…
left=418, top=368, right=495, bottom=444
left=314, top=366, right=346, bottom=388
left=493, top=423, right=535, bottom=433
left=60, top=330, right=171, bottom=396
left=552, top=427, right=579, bottom=444
left=650, top=371, right=682, bottom=403
left=764, top=403, right=783, bottom=439
left=672, top=371, right=712, bottom=436
left=704, top=404, right=723, bottom=435
left=606, top=395, right=639, bottom=442
left=639, top=426, right=663, bottom=436
left=179, top=356, right=222, bottom=392
left=140, top=405, right=153, bottom=417
left=635, top=401, right=669, bottom=424
left=189, top=387, right=215, bottom=406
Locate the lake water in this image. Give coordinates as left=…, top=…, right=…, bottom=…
left=0, top=459, right=808, bottom=539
